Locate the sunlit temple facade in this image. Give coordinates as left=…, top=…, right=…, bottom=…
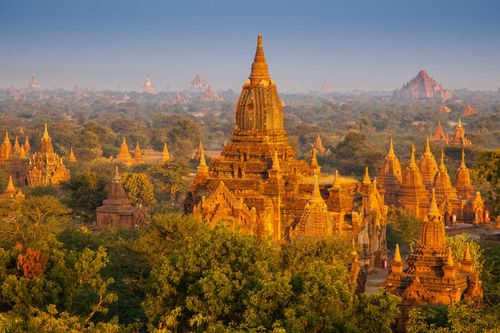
left=186, top=35, right=388, bottom=270
left=378, top=139, right=488, bottom=225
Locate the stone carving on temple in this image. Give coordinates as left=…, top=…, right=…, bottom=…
left=393, top=70, right=452, bottom=101
left=96, top=167, right=144, bottom=229
left=185, top=35, right=388, bottom=271
left=26, top=125, right=70, bottom=186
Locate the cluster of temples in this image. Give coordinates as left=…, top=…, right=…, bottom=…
left=113, top=137, right=171, bottom=166
left=379, top=138, right=488, bottom=225
left=431, top=118, right=472, bottom=146
left=185, top=35, right=388, bottom=270
left=0, top=125, right=71, bottom=188
left=386, top=189, right=482, bottom=328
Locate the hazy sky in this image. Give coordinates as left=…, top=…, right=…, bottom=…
left=1, top=0, right=499, bottom=92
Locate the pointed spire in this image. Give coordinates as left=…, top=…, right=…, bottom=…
left=363, top=166, right=371, bottom=185
left=249, top=34, right=270, bottom=84
left=199, top=143, right=207, bottom=167
left=332, top=169, right=341, bottom=189
left=310, top=148, right=318, bottom=167
left=424, top=137, right=431, bottom=154
left=116, top=137, right=132, bottom=166
left=161, top=142, right=171, bottom=163
left=4, top=175, right=16, bottom=194
left=388, top=138, right=395, bottom=156
left=439, top=149, right=446, bottom=169
left=446, top=248, right=455, bottom=267
left=24, top=136, right=31, bottom=151
left=464, top=243, right=472, bottom=261
left=113, top=166, right=120, bottom=181
left=310, top=171, right=323, bottom=203
left=19, top=145, right=26, bottom=159
left=428, top=188, right=440, bottom=217
left=460, top=147, right=466, bottom=168
left=3, top=132, right=10, bottom=145
left=394, top=243, right=402, bottom=262
left=457, top=117, right=463, bottom=128
left=409, top=144, right=417, bottom=168
left=69, top=146, right=77, bottom=163
left=43, top=123, right=50, bottom=139
left=134, top=142, right=143, bottom=164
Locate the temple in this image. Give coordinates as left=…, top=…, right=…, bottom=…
left=69, top=147, right=77, bottom=163
left=201, top=85, right=223, bottom=102
left=378, top=140, right=487, bottom=225
left=314, top=134, right=330, bottom=154
left=96, top=167, right=144, bottom=229
left=386, top=190, right=482, bottom=325
left=431, top=121, right=448, bottom=144
left=26, top=125, right=70, bottom=186
left=28, top=72, right=41, bottom=91
left=115, top=137, right=134, bottom=166
left=140, top=75, right=158, bottom=95
left=186, top=35, right=388, bottom=270
left=0, top=175, right=24, bottom=200
left=160, top=142, right=171, bottom=163
left=448, top=118, right=472, bottom=146
left=462, top=102, right=478, bottom=116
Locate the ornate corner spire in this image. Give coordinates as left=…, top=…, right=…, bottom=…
left=424, top=137, right=431, bottom=154
left=3, top=132, right=10, bottom=144
left=199, top=143, right=207, bottom=167
left=310, top=148, right=318, bottom=167
left=428, top=188, right=440, bottom=217
left=388, top=138, right=395, bottom=156
left=310, top=171, right=322, bottom=202
left=161, top=142, right=171, bottom=163
left=457, top=117, right=462, bottom=128
left=446, top=248, right=455, bottom=267
left=394, top=243, right=402, bottom=262
left=250, top=34, right=270, bottom=84
left=43, top=123, right=50, bottom=139
left=363, top=166, right=371, bottom=185
left=409, top=144, right=417, bottom=167
left=464, top=243, right=472, bottom=261
left=460, top=147, right=466, bottom=168
left=439, top=149, right=446, bottom=169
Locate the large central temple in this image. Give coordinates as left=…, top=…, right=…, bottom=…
left=186, top=35, right=388, bottom=270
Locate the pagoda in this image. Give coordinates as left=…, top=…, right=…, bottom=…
left=115, top=137, right=133, bottom=166
left=159, top=143, right=171, bottom=164
left=462, top=102, right=477, bottom=116
left=186, top=35, right=388, bottom=270
left=140, top=75, right=158, bottom=95
left=314, top=133, right=330, bottom=154
left=0, top=175, right=24, bottom=201
left=378, top=141, right=487, bottom=225
left=386, top=189, right=482, bottom=319
left=96, top=167, right=143, bottom=229
left=431, top=121, right=448, bottom=144
left=134, top=142, right=144, bottom=164
left=28, top=72, right=41, bottom=91
left=27, top=124, right=70, bottom=186
left=201, top=85, right=223, bottom=102
left=69, top=147, right=77, bottom=163
left=418, top=138, right=438, bottom=190
left=378, top=139, right=402, bottom=205
left=189, top=74, right=209, bottom=91
left=448, top=118, right=472, bottom=146
left=439, top=105, right=451, bottom=113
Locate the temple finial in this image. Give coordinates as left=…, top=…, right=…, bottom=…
left=250, top=34, right=270, bottom=83
left=310, top=148, right=318, bottom=168
left=394, top=243, right=402, bottom=263
left=363, top=166, right=371, bottom=185
left=439, top=149, right=445, bottom=169
left=457, top=117, right=462, bottom=127
left=425, top=137, right=431, bottom=153
left=409, top=144, right=416, bottom=167
left=5, top=175, right=15, bottom=193
left=389, top=138, right=395, bottom=156
left=43, top=124, right=50, bottom=139
left=464, top=243, right=472, bottom=261
left=199, top=143, right=207, bottom=167
left=428, top=188, right=440, bottom=217
left=272, top=150, right=280, bottom=170
left=310, top=171, right=322, bottom=202
left=446, top=248, right=455, bottom=267
left=460, top=147, right=466, bottom=168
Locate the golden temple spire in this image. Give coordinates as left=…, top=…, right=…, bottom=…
left=13, top=136, right=21, bottom=152
left=363, top=166, right=371, bottom=185
left=446, top=248, right=455, bottom=267
left=24, top=136, right=31, bottom=151
left=199, top=143, right=207, bottom=167
left=134, top=142, right=143, bottom=164
left=5, top=175, right=16, bottom=194
left=310, top=171, right=323, bottom=203
left=388, top=138, right=395, bottom=157
left=43, top=123, right=50, bottom=140
left=249, top=34, right=270, bottom=84
left=464, top=243, right=472, bottom=261
left=428, top=188, right=440, bottom=217
left=457, top=117, right=463, bottom=128
left=19, top=145, right=26, bottom=159
left=3, top=132, right=10, bottom=145
left=394, top=243, right=402, bottom=263
left=439, top=149, right=446, bottom=169
left=310, top=148, right=318, bottom=167
left=409, top=144, right=417, bottom=168
left=161, top=142, right=171, bottom=163
left=424, top=137, right=431, bottom=154
left=113, top=165, right=121, bottom=181
left=460, top=147, right=466, bottom=168
left=69, top=146, right=77, bottom=163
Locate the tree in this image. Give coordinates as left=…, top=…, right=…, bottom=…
left=471, top=150, right=499, bottom=218
left=386, top=208, right=421, bottom=252
left=445, top=234, right=484, bottom=274
left=149, top=160, right=190, bottom=201
left=352, top=291, right=401, bottom=333
left=121, top=172, right=157, bottom=208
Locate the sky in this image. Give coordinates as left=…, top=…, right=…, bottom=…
left=1, top=0, right=499, bottom=92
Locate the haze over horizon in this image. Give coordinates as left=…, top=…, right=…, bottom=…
left=1, top=0, right=499, bottom=92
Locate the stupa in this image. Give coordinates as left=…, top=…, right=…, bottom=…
left=140, top=75, right=158, bottom=95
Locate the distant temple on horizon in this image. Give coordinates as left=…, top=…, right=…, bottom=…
left=140, top=75, right=158, bottom=95
left=431, top=118, right=472, bottom=146
left=28, top=72, right=41, bottom=91
left=393, top=70, right=453, bottom=101
left=186, top=35, right=388, bottom=271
